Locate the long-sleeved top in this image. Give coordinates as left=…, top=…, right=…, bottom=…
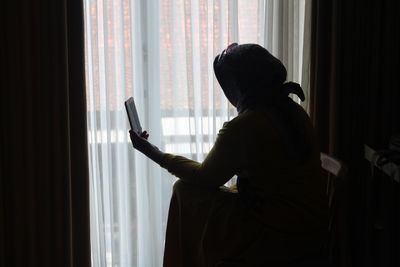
left=161, top=103, right=328, bottom=235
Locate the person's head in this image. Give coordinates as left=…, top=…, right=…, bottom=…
left=213, top=43, right=303, bottom=112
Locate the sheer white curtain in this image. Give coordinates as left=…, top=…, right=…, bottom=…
left=83, top=0, right=311, bottom=266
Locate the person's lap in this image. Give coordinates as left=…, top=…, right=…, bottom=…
left=164, top=180, right=313, bottom=267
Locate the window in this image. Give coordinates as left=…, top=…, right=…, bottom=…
left=84, top=0, right=310, bottom=266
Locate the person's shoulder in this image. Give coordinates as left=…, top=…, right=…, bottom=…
left=228, top=109, right=270, bottom=126
left=222, top=109, right=272, bottom=135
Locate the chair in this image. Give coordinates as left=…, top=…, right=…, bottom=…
left=216, top=153, right=348, bottom=267
left=320, top=152, right=348, bottom=209
left=320, top=153, right=349, bottom=267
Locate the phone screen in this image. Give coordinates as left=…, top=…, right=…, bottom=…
left=125, top=97, right=142, bottom=134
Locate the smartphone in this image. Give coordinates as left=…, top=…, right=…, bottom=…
left=124, top=97, right=142, bottom=134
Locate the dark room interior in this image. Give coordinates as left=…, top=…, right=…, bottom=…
left=1, top=0, right=400, bottom=266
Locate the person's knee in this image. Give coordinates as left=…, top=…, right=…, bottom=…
left=172, top=179, right=187, bottom=193
left=173, top=179, right=203, bottom=194
left=173, top=180, right=220, bottom=194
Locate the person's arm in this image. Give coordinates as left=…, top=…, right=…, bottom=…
left=160, top=121, right=242, bottom=187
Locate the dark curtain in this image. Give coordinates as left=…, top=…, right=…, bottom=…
left=1, top=0, right=90, bottom=266
left=310, top=0, right=400, bottom=266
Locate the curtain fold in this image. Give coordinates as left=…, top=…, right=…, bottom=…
left=309, top=0, right=340, bottom=155
left=1, top=0, right=90, bottom=266
left=309, top=1, right=400, bottom=266
left=84, top=0, right=311, bottom=266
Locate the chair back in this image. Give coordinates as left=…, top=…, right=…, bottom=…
left=320, top=152, right=348, bottom=210
left=320, top=153, right=349, bottom=266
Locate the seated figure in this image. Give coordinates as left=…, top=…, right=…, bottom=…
left=130, top=43, right=328, bottom=267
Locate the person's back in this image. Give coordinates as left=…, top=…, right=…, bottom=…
left=235, top=103, right=327, bottom=232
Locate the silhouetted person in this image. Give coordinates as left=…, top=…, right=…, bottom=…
left=130, top=43, right=328, bottom=266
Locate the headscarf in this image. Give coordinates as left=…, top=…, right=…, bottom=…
left=214, top=43, right=312, bottom=163
left=213, top=43, right=305, bottom=113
